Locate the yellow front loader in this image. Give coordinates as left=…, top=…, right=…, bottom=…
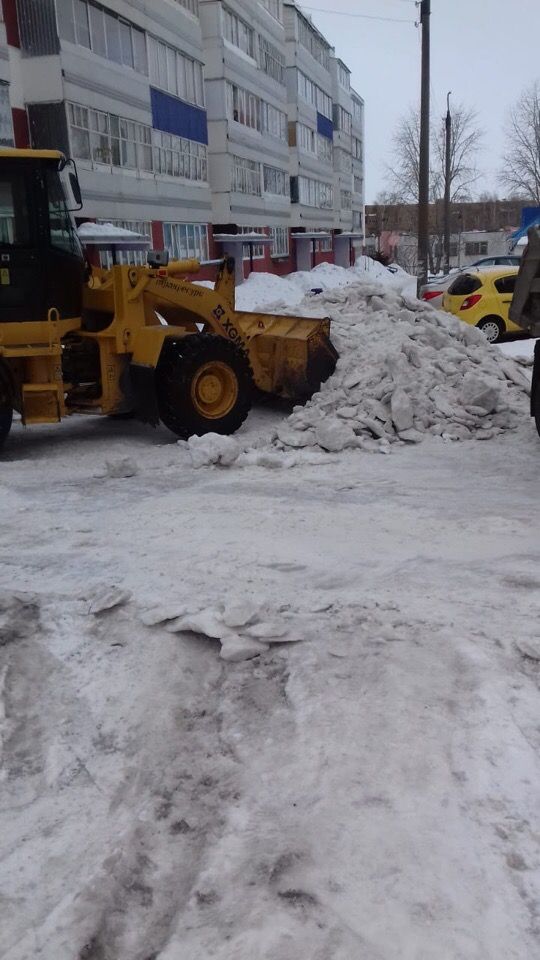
left=0, top=149, right=337, bottom=448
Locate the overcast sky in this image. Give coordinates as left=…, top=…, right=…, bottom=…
left=297, top=0, right=540, bottom=203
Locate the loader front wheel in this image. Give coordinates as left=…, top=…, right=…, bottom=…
left=0, top=376, right=12, bottom=450
left=0, top=406, right=12, bottom=450
left=157, top=334, right=253, bottom=439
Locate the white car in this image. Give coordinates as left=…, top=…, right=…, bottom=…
left=420, top=268, right=477, bottom=309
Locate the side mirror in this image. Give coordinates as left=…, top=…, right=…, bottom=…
left=69, top=171, right=82, bottom=208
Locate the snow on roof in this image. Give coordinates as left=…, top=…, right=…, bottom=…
left=77, top=222, right=151, bottom=249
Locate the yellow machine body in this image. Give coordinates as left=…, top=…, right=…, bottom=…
left=0, top=148, right=337, bottom=441
left=0, top=257, right=336, bottom=428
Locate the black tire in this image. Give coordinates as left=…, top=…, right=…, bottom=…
left=532, top=341, right=540, bottom=439
left=156, top=333, right=253, bottom=439
left=0, top=405, right=12, bottom=450
left=0, top=368, right=12, bottom=451
left=477, top=316, right=504, bottom=344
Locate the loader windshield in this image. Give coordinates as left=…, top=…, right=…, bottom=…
left=0, top=172, right=31, bottom=247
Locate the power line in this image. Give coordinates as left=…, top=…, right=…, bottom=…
left=298, top=5, right=416, bottom=23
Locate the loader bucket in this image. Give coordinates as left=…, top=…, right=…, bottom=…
left=233, top=309, right=338, bottom=401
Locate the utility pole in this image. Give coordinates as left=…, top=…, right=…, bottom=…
left=443, top=91, right=452, bottom=275
left=417, top=0, right=431, bottom=294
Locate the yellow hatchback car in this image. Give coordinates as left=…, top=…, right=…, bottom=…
left=442, top=266, right=522, bottom=343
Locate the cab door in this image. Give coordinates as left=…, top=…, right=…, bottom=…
left=0, top=161, right=45, bottom=322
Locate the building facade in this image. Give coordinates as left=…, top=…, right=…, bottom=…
left=0, top=0, right=366, bottom=278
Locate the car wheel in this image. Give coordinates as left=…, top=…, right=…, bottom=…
left=477, top=316, right=504, bottom=343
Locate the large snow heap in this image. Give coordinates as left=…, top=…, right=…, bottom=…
left=276, top=283, right=530, bottom=454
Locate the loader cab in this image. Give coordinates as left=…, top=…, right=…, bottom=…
left=0, top=149, right=85, bottom=324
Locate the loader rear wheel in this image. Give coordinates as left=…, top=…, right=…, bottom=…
left=157, top=334, right=253, bottom=439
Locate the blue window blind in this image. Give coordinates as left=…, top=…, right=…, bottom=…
left=317, top=112, right=333, bottom=141
left=150, top=88, right=208, bottom=145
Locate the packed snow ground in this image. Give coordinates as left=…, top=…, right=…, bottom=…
left=1, top=263, right=539, bottom=960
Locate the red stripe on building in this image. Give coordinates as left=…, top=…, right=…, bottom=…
left=2, top=0, right=20, bottom=47
left=11, top=108, right=29, bottom=148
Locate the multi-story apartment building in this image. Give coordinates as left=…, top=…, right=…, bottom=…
left=351, top=87, right=365, bottom=236
left=283, top=0, right=334, bottom=268
left=200, top=0, right=290, bottom=274
left=2, top=0, right=212, bottom=262
left=0, top=0, right=366, bottom=279
left=331, top=57, right=353, bottom=233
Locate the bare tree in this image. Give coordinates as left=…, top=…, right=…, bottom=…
left=385, top=110, right=422, bottom=203
left=384, top=103, right=483, bottom=272
left=386, top=103, right=483, bottom=205
left=500, top=81, right=540, bottom=203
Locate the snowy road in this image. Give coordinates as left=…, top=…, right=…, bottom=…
left=1, top=410, right=539, bottom=960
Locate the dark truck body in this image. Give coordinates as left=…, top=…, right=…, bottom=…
left=508, top=227, right=540, bottom=434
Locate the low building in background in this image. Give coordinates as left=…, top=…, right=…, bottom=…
left=365, top=198, right=528, bottom=273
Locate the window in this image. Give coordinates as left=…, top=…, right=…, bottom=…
left=296, top=176, right=333, bottom=209
left=0, top=84, right=14, bottom=147
left=148, top=36, right=204, bottom=107
left=494, top=275, right=517, bottom=295
left=258, top=35, right=285, bottom=84
left=260, top=0, right=282, bottom=20
left=448, top=274, right=482, bottom=296
left=353, top=175, right=363, bottom=195
left=163, top=222, right=209, bottom=261
left=335, top=106, right=352, bottom=135
left=74, top=0, right=90, bottom=48
left=99, top=219, right=151, bottom=268
left=232, top=156, right=261, bottom=195
left=68, top=101, right=207, bottom=181
left=297, top=14, right=330, bottom=70
left=318, top=236, right=332, bottom=252
left=174, top=0, right=199, bottom=14
left=46, top=168, right=82, bottom=256
left=296, top=123, right=331, bottom=163
left=465, top=240, right=488, bottom=256
left=352, top=97, right=363, bottom=122
left=56, top=1, right=148, bottom=73
left=239, top=226, right=266, bottom=259
left=297, top=123, right=315, bottom=154
left=263, top=165, right=289, bottom=197
left=297, top=71, right=332, bottom=119
left=226, top=83, right=261, bottom=131
left=352, top=210, right=363, bottom=231
left=317, top=134, right=332, bottom=163
left=270, top=226, right=289, bottom=257
left=352, top=136, right=363, bottom=160
left=335, top=148, right=352, bottom=173
left=223, top=7, right=254, bottom=58
left=340, top=190, right=352, bottom=210
left=337, top=63, right=350, bottom=90
left=262, top=102, right=287, bottom=140
left=226, top=84, right=286, bottom=140
left=0, top=175, right=30, bottom=246
left=153, top=130, right=207, bottom=182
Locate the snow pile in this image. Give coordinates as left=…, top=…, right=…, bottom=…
left=139, top=600, right=309, bottom=662
left=269, top=282, right=530, bottom=455
left=234, top=257, right=415, bottom=312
